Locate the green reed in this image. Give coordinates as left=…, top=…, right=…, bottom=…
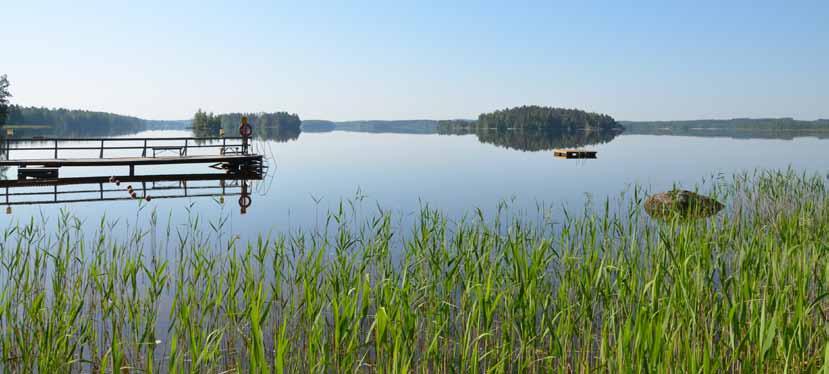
left=1, top=169, right=828, bottom=372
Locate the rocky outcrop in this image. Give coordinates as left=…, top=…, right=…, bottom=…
left=644, top=190, right=724, bottom=220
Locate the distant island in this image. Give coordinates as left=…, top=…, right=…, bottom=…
left=439, top=105, right=623, bottom=132
left=303, top=106, right=625, bottom=136
left=433, top=106, right=623, bottom=151
left=191, top=110, right=302, bottom=141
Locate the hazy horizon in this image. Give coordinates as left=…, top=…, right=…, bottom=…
left=4, top=1, right=828, bottom=121
left=3, top=107, right=826, bottom=124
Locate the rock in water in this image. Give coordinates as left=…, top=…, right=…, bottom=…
left=644, top=190, right=724, bottom=220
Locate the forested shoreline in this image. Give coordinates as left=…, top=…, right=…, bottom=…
left=434, top=106, right=623, bottom=151
left=621, top=118, right=829, bottom=131
left=192, top=110, right=302, bottom=141
left=2, top=77, right=828, bottom=144
left=439, top=106, right=623, bottom=132
left=1, top=105, right=189, bottom=137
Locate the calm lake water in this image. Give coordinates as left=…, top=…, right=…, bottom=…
left=1, top=129, right=828, bottom=240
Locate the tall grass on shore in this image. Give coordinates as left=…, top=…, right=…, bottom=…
left=1, top=169, right=828, bottom=372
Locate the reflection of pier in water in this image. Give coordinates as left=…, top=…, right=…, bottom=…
left=1, top=172, right=260, bottom=214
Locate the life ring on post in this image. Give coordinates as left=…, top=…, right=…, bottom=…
left=238, top=194, right=252, bottom=214
left=240, top=124, right=252, bottom=137
left=238, top=195, right=252, bottom=208
left=239, top=116, right=253, bottom=137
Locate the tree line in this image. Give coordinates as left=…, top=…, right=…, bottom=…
left=7, top=106, right=147, bottom=133
left=620, top=118, right=829, bottom=132
left=192, top=110, right=302, bottom=141
left=439, top=105, right=622, bottom=132
left=0, top=75, right=10, bottom=127
left=0, top=74, right=190, bottom=137
left=0, top=104, right=186, bottom=137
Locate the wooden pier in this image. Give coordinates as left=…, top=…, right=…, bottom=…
left=1, top=136, right=263, bottom=177
left=553, top=149, right=597, bottom=159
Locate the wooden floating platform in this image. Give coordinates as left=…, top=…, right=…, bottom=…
left=553, top=149, right=597, bottom=159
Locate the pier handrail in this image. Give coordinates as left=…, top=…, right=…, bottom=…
left=3, top=136, right=247, bottom=142
left=2, top=136, right=250, bottom=159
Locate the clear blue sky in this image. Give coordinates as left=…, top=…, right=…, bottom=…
left=2, top=1, right=827, bottom=121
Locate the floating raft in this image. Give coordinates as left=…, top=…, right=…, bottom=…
left=553, top=149, right=597, bottom=159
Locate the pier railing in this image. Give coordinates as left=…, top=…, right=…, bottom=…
left=1, top=136, right=251, bottom=159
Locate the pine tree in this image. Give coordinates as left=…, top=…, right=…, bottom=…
left=0, top=74, right=11, bottom=126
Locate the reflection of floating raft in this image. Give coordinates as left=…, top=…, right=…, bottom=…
left=553, top=149, right=597, bottom=159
